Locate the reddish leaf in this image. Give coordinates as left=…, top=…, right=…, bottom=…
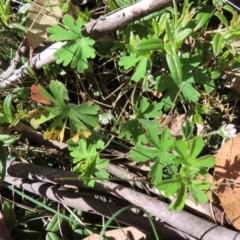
left=31, top=85, right=55, bottom=105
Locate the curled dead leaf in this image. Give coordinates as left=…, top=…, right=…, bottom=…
left=155, top=114, right=186, bottom=138
left=214, top=133, right=240, bottom=230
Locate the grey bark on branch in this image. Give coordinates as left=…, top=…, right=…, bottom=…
left=82, top=0, right=179, bottom=37
left=0, top=0, right=176, bottom=89
left=4, top=162, right=194, bottom=240
left=5, top=160, right=240, bottom=240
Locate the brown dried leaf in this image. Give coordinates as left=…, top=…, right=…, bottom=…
left=25, top=0, right=63, bottom=49
left=82, top=226, right=146, bottom=240
left=155, top=114, right=186, bottom=137
left=214, top=133, right=240, bottom=230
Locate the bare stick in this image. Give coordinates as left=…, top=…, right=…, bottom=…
left=6, top=160, right=240, bottom=240
left=4, top=173, right=195, bottom=240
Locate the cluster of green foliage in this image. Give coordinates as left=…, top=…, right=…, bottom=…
left=1, top=0, right=240, bottom=238
left=27, top=0, right=238, bottom=210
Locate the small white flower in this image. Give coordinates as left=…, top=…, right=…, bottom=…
left=219, top=124, right=237, bottom=139
left=147, top=70, right=156, bottom=84
left=99, top=111, right=114, bottom=125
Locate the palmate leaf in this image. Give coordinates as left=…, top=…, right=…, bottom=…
left=70, top=139, right=109, bottom=187
left=130, top=127, right=177, bottom=183
left=71, top=38, right=96, bottom=73
left=70, top=139, right=98, bottom=162
left=119, top=38, right=162, bottom=82
left=30, top=80, right=99, bottom=142
left=120, top=98, right=163, bottom=145
left=119, top=119, right=148, bottom=145
left=47, top=14, right=95, bottom=73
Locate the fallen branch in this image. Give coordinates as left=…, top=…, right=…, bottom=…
left=0, top=38, right=29, bottom=79
left=0, top=42, right=65, bottom=89
left=0, top=0, right=175, bottom=89
left=6, top=160, right=240, bottom=240
left=4, top=168, right=194, bottom=240
left=82, top=0, right=179, bottom=37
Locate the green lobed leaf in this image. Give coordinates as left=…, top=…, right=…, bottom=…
left=136, top=38, right=164, bottom=52
left=146, top=127, right=161, bottom=149
left=30, top=81, right=99, bottom=141
left=156, top=179, right=175, bottom=191
left=70, top=105, right=99, bottom=127
left=71, top=141, right=97, bottom=162
left=156, top=74, right=175, bottom=93
left=160, top=128, right=175, bottom=151
left=164, top=180, right=181, bottom=197
left=2, top=201, right=17, bottom=227
left=46, top=232, right=61, bottom=240
left=153, top=12, right=169, bottom=36
left=118, top=55, right=142, bottom=69
left=47, top=14, right=80, bottom=41
left=149, top=152, right=176, bottom=184
left=180, top=81, right=200, bottom=103
left=48, top=14, right=95, bottom=73
left=172, top=156, right=185, bottom=164
left=195, top=181, right=211, bottom=190
left=63, top=14, right=81, bottom=35
left=188, top=184, right=208, bottom=205
left=169, top=183, right=187, bottom=211
left=188, top=137, right=204, bottom=162
left=47, top=24, right=78, bottom=41
left=214, top=11, right=229, bottom=28
left=3, top=94, right=13, bottom=121
left=161, top=83, right=179, bottom=111
left=130, top=146, right=159, bottom=162
left=174, top=28, right=192, bottom=47
left=165, top=18, right=173, bottom=41
left=174, top=140, right=188, bottom=161
left=55, top=41, right=78, bottom=67
left=46, top=214, right=63, bottom=232
left=49, top=80, right=69, bottom=106
left=148, top=159, right=163, bottom=184
left=194, top=5, right=213, bottom=31
left=30, top=109, right=60, bottom=128
left=120, top=119, right=147, bottom=145
left=166, top=51, right=182, bottom=84
left=182, top=119, right=194, bottom=140
left=74, top=155, right=108, bottom=187
left=0, top=134, right=20, bottom=145
left=192, top=155, right=215, bottom=168
left=131, top=57, right=149, bottom=82
left=212, top=32, right=224, bottom=56
left=71, top=38, right=96, bottom=73
left=134, top=97, right=163, bottom=118
left=96, top=158, right=109, bottom=169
